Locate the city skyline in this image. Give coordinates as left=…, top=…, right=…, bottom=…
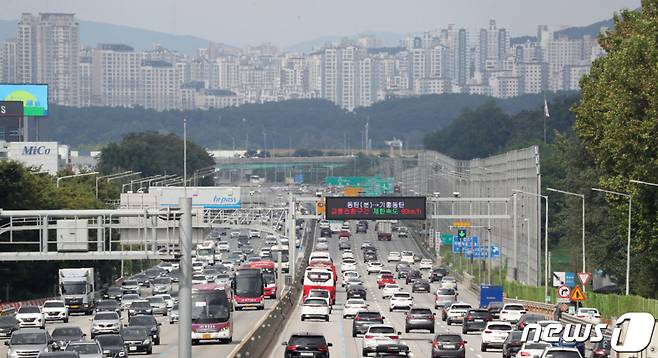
left=0, top=0, right=640, bottom=48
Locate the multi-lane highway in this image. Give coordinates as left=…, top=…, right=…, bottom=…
left=268, top=223, right=502, bottom=358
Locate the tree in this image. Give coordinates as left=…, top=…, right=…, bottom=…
left=572, top=1, right=658, bottom=296
left=97, top=131, right=215, bottom=185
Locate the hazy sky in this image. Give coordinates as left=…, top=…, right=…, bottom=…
left=2, top=0, right=640, bottom=47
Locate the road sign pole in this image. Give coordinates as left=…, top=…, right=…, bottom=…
left=178, top=197, right=192, bottom=358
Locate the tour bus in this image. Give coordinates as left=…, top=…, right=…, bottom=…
left=191, top=283, right=233, bottom=344
left=249, top=261, right=277, bottom=299
left=196, top=241, right=216, bottom=265
left=303, top=266, right=336, bottom=304
left=270, top=245, right=290, bottom=273
left=232, top=267, right=265, bottom=310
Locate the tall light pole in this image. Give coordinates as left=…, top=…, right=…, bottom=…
left=547, top=187, right=586, bottom=273
left=513, top=189, right=549, bottom=302
left=630, top=179, right=658, bottom=187
left=183, top=118, right=187, bottom=194
left=57, top=172, right=99, bottom=188
left=524, top=218, right=531, bottom=285
left=592, top=187, right=632, bottom=295
left=97, top=171, right=141, bottom=199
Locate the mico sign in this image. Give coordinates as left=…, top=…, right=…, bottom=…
left=22, top=145, right=52, bottom=155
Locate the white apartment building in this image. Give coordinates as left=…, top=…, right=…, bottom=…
left=91, top=44, right=142, bottom=107
left=340, top=46, right=357, bottom=111
left=78, top=56, right=92, bottom=107
left=139, top=60, right=183, bottom=111
left=1, top=40, right=18, bottom=83
left=490, top=72, right=520, bottom=98
left=545, top=37, right=586, bottom=91
left=16, top=14, right=37, bottom=83
left=414, top=78, right=451, bottom=95
left=358, top=57, right=374, bottom=107
left=322, top=48, right=339, bottom=104
left=563, top=64, right=591, bottom=91
left=519, top=62, right=548, bottom=94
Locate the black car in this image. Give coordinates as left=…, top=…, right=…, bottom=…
left=411, top=279, right=431, bottom=293
left=405, top=270, right=422, bottom=284
left=168, top=269, right=181, bottom=283
left=103, top=287, right=123, bottom=301
left=486, top=301, right=504, bottom=319
left=516, top=313, right=547, bottom=330
left=502, top=331, right=524, bottom=358
left=591, top=339, right=611, bottom=358
left=121, top=326, right=153, bottom=355
left=95, top=334, right=127, bottom=358
left=462, top=309, right=492, bottom=334
left=373, top=344, right=410, bottom=357
left=282, top=333, right=332, bottom=358
left=128, top=315, right=161, bottom=345
left=0, top=316, right=19, bottom=338
left=395, top=263, right=411, bottom=272
left=338, top=241, right=351, bottom=250
left=398, top=267, right=412, bottom=279
left=352, top=311, right=385, bottom=337
left=431, top=333, right=466, bottom=358
left=50, top=327, right=86, bottom=350
left=237, top=236, right=250, bottom=247
left=430, top=268, right=449, bottom=282
left=356, top=222, right=368, bottom=233
left=132, top=274, right=150, bottom=287
left=346, top=284, right=367, bottom=300
left=128, top=301, right=153, bottom=317
left=364, top=252, right=378, bottom=262
left=96, top=300, right=121, bottom=315
left=320, top=228, right=332, bottom=238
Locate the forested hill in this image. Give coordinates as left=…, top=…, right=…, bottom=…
left=40, top=92, right=572, bottom=149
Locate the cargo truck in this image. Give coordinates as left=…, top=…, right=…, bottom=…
left=376, top=221, right=392, bottom=241
left=479, top=284, right=503, bottom=308
left=59, top=268, right=95, bottom=315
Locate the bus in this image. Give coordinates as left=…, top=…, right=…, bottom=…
left=196, top=241, right=216, bottom=265
left=270, top=245, right=290, bottom=273
left=191, top=283, right=232, bottom=344
left=232, top=267, right=265, bottom=310
left=249, top=261, right=277, bottom=299
left=303, top=267, right=336, bottom=304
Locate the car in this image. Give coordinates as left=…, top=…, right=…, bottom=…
left=575, top=307, right=601, bottom=324
left=590, top=339, right=611, bottom=358
left=361, top=242, right=374, bottom=250
left=217, top=241, right=230, bottom=252
left=480, top=321, right=513, bottom=351
left=146, top=296, right=168, bottom=316
left=341, top=259, right=357, bottom=272
left=382, top=284, right=402, bottom=298
left=342, top=251, right=355, bottom=260
left=387, top=252, right=402, bottom=262
left=462, top=309, right=492, bottom=333
left=400, top=251, right=415, bottom=264
left=94, top=334, right=127, bottom=358
left=487, top=301, right=505, bottom=319
left=154, top=294, right=175, bottom=310
left=342, top=270, right=359, bottom=285
left=405, top=307, right=436, bottom=333
left=373, top=343, right=410, bottom=357
left=338, top=241, right=351, bottom=250
left=364, top=252, right=378, bottom=263
left=346, top=284, right=367, bottom=300
left=389, top=292, right=413, bottom=311
left=343, top=299, right=369, bottom=319
left=500, top=304, right=527, bottom=323
left=411, top=279, right=431, bottom=293
left=90, top=312, right=121, bottom=338
left=377, top=274, right=397, bottom=288
left=301, top=297, right=331, bottom=322
left=552, top=337, right=585, bottom=357
left=282, top=333, right=332, bottom=358
left=440, top=276, right=458, bottom=290
left=128, top=315, right=161, bottom=345
left=352, top=311, right=385, bottom=337
left=119, top=294, right=140, bottom=310
left=95, top=300, right=121, bottom=315
left=65, top=341, right=103, bottom=358
left=120, top=280, right=139, bottom=293
left=41, top=300, right=69, bottom=323
left=345, top=276, right=364, bottom=289
left=356, top=222, right=368, bottom=233
left=419, top=259, right=433, bottom=270
left=131, top=274, right=150, bottom=288
left=37, top=353, right=79, bottom=358
left=307, top=289, right=333, bottom=306
left=249, top=230, right=261, bottom=239
left=397, top=227, right=409, bottom=238
left=435, top=288, right=458, bottom=307
left=151, top=277, right=172, bottom=294
left=445, top=303, right=473, bottom=325
left=430, top=267, right=449, bottom=283
left=169, top=303, right=179, bottom=324
left=128, top=300, right=153, bottom=318
left=6, top=328, right=51, bottom=357
left=540, top=347, right=583, bottom=358
left=516, top=313, right=547, bottom=330
left=502, top=330, right=525, bottom=358
left=0, top=316, right=19, bottom=339
left=405, top=270, right=422, bottom=285
left=431, top=333, right=467, bottom=358
left=320, top=227, right=332, bottom=238
left=103, top=287, right=123, bottom=301
left=121, top=326, right=153, bottom=355
left=395, top=262, right=410, bottom=272
left=362, top=325, right=401, bottom=357
left=315, top=242, right=329, bottom=251
left=516, top=342, right=553, bottom=358
left=16, top=306, right=45, bottom=329
left=50, top=327, right=86, bottom=350
left=192, top=274, right=208, bottom=285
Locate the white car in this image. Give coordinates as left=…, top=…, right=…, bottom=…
left=120, top=294, right=141, bottom=310
left=342, top=271, right=360, bottom=286
left=341, top=259, right=357, bottom=272
left=389, top=292, right=413, bottom=311
left=575, top=307, right=601, bottom=324
left=515, top=342, right=553, bottom=358
left=15, top=306, right=45, bottom=329
left=192, top=261, right=205, bottom=273
left=445, top=302, right=472, bottom=325
left=300, top=297, right=331, bottom=322
left=317, top=236, right=328, bottom=244
left=249, top=230, right=261, bottom=239
left=387, top=252, right=401, bottom=262
left=480, top=321, right=513, bottom=351
left=155, top=294, right=175, bottom=310
left=41, top=300, right=68, bottom=323
left=362, top=325, right=401, bottom=356
left=499, top=304, right=526, bottom=323
left=540, top=347, right=583, bottom=358
left=315, top=242, right=329, bottom=251
left=400, top=251, right=415, bottom=264
left=367, top=261, right=384, bottom=274
left=419, top=259, right=433, bottom=270
left=440, top=276, right=458, bottom=290
left=192, top=274, right=208, bottom=285
left=382, top=284, right=402, bottom=298
left=342, top=251, right=355, bottom=260
left=217, top=241, right=230, bottom=252
left=343, top=299, right=368, bottom=318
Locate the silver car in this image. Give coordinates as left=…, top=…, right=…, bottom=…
left=151, top=277, right=172, bottom=294
left=5, top=328, right=50, bottom=358
left=90, top=312, right=121, bottom=338
left=120, top=294, right=141, bottom=311
left=169, top=304, right=179, bottom=324
left=146, top=296, right=168, bottom=316
left=65, top=341, right=103, bottom=358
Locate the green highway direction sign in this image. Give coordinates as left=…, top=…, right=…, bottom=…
left=440, top=233, right=453, bottom=245
left=326, top=176, right=395, bottom=196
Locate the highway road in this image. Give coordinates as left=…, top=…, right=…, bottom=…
left=267, top=224, right=505, bottom=358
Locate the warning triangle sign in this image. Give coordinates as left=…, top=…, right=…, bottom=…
left=570, top=285, right=586, bottom=301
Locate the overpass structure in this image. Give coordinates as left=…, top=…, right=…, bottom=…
left=215, top=155, right=355, bottom=171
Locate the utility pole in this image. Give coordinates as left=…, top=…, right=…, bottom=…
left=178, top=197, right=192, bottom=358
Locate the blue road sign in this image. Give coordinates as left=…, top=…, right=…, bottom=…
left=491, top=245, right=500, bottom=258
left=565, top=272, right=576, bottom=287
left=452, top=237, right=462, bottom=254
left=462, top=236, right=479, bottom=249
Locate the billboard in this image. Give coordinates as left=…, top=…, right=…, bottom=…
left=7, top=142, right=59, bottom=174
left=151, top=186, right=241, bottom=209
left=0, top=101, right=23, bottom=117
left=325, top=196, right=426, bottom=220
left=0, top=84, right=49, bottom=116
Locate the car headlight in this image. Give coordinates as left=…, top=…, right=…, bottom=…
left=143, top=339, right=151, bottom=344
left=118, top=351, right=126, bottom=357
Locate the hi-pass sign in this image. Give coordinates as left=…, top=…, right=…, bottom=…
left=325, top=196, right=426, bottom=220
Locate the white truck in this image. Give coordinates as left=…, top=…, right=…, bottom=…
left=59, top=268, right=95, bottom=315
left=376, top=221, right=393, bottom=241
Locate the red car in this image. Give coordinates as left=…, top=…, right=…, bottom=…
left=338, top=230, right=351, bottom=239
left=377, top=274, right=397, bottom=289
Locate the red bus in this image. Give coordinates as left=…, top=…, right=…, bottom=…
left=303, top=267, right=336, bottom=304
left=191, top=283, right=233, bottom=344
left=232, top=267, right=265, bottom=310
left=249, top=261, right=277, bottom=299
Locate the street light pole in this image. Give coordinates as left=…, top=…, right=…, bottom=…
left=547, top=187, right=586, bottom=273
left=630, top=179, right=658, bottom=187
left=57, top=172, right=99, bottom=188
left=591, top=187, right=632, bottom=295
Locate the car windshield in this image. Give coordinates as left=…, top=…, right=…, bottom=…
left=394, top=293, right=411, bottom=298
left=95, top=313, right=119, bottom=320
left=357, top=312, right=382, bottom=320
left=437, top=289, right=455, bottom=295
left=61, top=283, right=86, bottom=294
left=544, top=351, right=583, bottom=358
left=122, top=280, right=138, bottom=286
left=452, top=305, right=471, bottom=310
left=410, top=309, right=432, bottom=315
left=525, top=343, right=551, bottom=349
left=131, top=301, right=151, bottom=308
left=43, top=301, right=65, bottom=308
left=153, top=278, right=171, bottom=285
left=347, top=299, right=365, bottom=305
left=121, top=327, right=148, bottom=337
left=18, top=306, right=40, bottom=313
left=147, top=297, right=164, bottom=303
left=489, top=324, right=512, bottom=331
left=52, top=327, right=83, bottom=337
left=96, top=335, right=123, bottom=346
left=122, top=294, right=139, bottom=300
left=506, top=305, right=525, bottom=310
left=437, top=335, right=462, bottom=343
left=130, top=316, right=156, bottom=326
left=11, top=332, right=47, bottom=345
left=305, top=299, right=327, bottom=306
left=369, top=326, right=395, bottom=334
left=470, top=310, right=490, bottom=317
left=0, top=316, right=17, bottom=325
left=289, top=335, right=326, bottom=346
left=67, top=344, right=100, bottom=354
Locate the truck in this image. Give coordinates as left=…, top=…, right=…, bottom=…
left=479, top=284, right=503, bottom=308
left=376, top=221, right=392, bottom=241
left=59, top=268, right=95, bottom=315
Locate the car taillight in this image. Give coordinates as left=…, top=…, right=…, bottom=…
left=389, top=335, right=399, bottom=340
left=365, top=335, right=374, bottom=339
left=317, top=346, right=329, bottom=352
left=501, top=310, right=507, bottom=314
left=484, top=330, right=492, bottom=333
left=465, top=315, right=472, bottom=320
left=459, top=340, right=465, bottom=348
left=594, top=349, right=606, bottom=355
left=286, top=345, right=297, bottom=351
left=433, top=340, right=440, bottom=349
left=519, top=322, right=526, bottom=328
left=520, top=352, right=531, bottom=356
